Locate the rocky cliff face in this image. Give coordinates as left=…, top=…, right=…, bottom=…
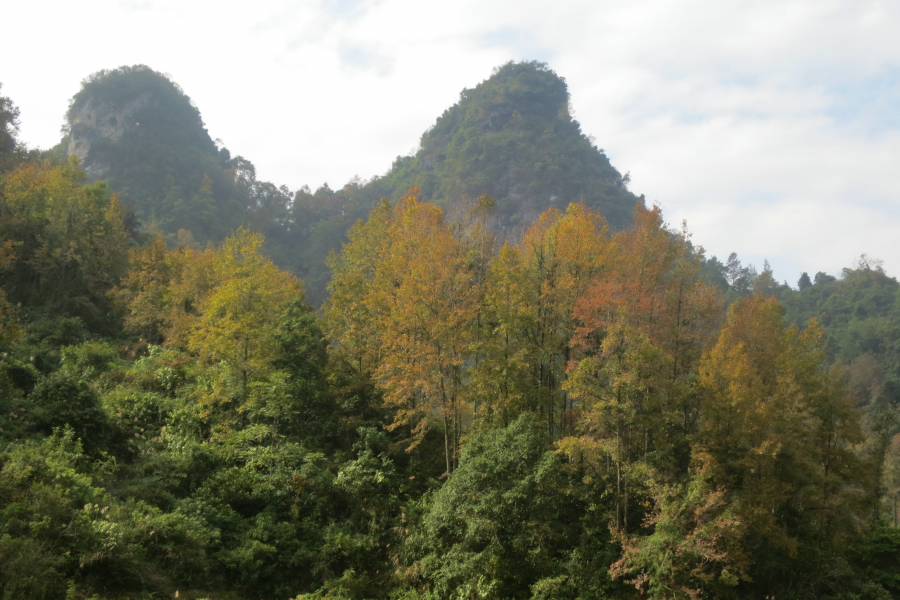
left=59, top=65, right=243, bottom=245
left=66, top=94, right=148, bottom=178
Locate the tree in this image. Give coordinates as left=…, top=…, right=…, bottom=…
left=560, top=206, right=723, bottom=588
left=405, top=414, right=576, bottom=600
left=115, top=236, right=173, bottom=344
left=325, top=198, right=393, bottom=381
left=327, top=189, right=482, bottom=473
left=725, top=252, right=742, bottom=289
left=572, top=206, right=721, bottom=378
left=752, top=259, right=777, bottom=295
left=568, top=205, right=721, bottom=461
left=610, top=451, right=749, bottom=600
left=23, top=372, right=112, bottom=455
left=271, top=298, right=333, bottom=444
left=473, top=203, right=610, bottom=433
left=566, top=316, right=666, bottom=534
left=189, top=228, right=302, bottom=405
left=0, top=83, right=19, bottom=156
left=373, top=190, right=479, bottom=473
left=694, top=294, right=870, bottom=596
left=0, top=241, right=19, bottom=347
left=115, top=233, right=221, bottom=351
left=0, top=159, right=130, bottom=330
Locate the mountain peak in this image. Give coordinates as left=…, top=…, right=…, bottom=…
left=377, top=60, right=639, bottom=228
left=63, top=66, right=245, bottom=242
left=66, top=66, right=214, bottom=180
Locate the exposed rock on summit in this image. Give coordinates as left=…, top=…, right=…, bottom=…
left=66, top=94, right=148, bottom=178
left=60, top=65, right=239, bottom=243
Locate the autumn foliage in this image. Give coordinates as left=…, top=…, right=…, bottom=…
left=326, top=191, right=877, bottom=599
left=0, top=163, right=889, bottom=599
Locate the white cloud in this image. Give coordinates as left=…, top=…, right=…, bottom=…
left=1, top=0, right=898, bottom=283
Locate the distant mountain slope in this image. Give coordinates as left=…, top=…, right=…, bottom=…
left=63, top=62, right=642, bottom=304
left=780, top=263, right=900, bottom=408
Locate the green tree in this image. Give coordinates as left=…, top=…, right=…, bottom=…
left=404, top=415, right=579, bottom=600
left=271, top=298, right=333, bottom=444
left=473, top=203, right=610, bottom=433
left=0, top=83, right=19, bottom=156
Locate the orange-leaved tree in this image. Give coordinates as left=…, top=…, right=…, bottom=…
left=374, top=190, right=480, bottom=473
left=563, top=205, right=722, bottom=536
left=327, top=189, right=481, bottom=473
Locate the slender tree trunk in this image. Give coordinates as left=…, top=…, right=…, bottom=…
left=443, top=413, right=451, bottom=476
left=673, top=280, right=683, bottom=379
left=894, top=496, right=897, bottom=529
left=616, top=427, right=622, bottom=532
left=452, top=390, right=459, bottom=472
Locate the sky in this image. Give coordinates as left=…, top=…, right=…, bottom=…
left=2, top=0, right=899, bottom=285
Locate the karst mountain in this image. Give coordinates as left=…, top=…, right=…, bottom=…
left=61, top=62, right=642, bottom=303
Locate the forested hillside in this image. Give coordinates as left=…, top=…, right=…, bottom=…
left=59, top=63, right=640, bottom=305
left=2, top=72, right=900, bottom=600
left=375, top=61, right=637, bottom=227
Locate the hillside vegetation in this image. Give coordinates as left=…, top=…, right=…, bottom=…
left=1, top=70, right=900, bottom=600
left=60, top=62, right=641, bottom=304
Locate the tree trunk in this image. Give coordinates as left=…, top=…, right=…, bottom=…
left=443, top=413, right=451, bottom=476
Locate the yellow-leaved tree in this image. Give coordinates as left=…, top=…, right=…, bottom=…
left=0, top=240, right=19, bottom=346
left=0, top=158, right=130, bottom=328
left=116, top=228, right=305, bottom=434
left=115, top=236, right=220, bottom=349
left=325, top=198, right=393, bottom=379
left=189, top=228, right=301, bottom=401
left=609, top=294, right=871, bottom=599
left=696, top=294, right=868, bottom=556
left=473, top=202, right=610, bottom=432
